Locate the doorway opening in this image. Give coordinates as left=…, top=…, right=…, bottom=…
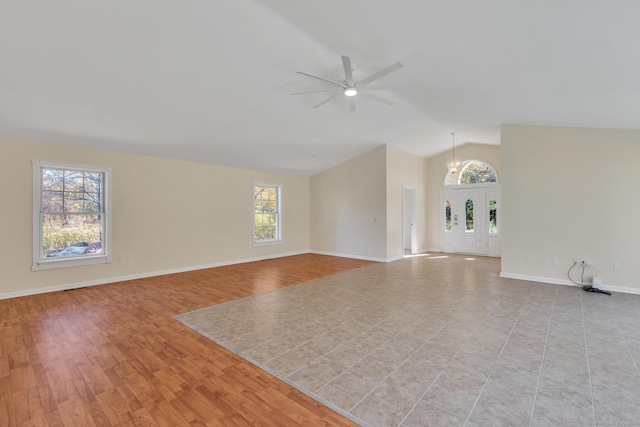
left=403, top=186, right=417, bottom=256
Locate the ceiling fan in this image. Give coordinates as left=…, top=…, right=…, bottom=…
left=292, top=55, right=404, bottom=112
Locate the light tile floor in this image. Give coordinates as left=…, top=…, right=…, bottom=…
left=176, top=254, right=640, bottom=426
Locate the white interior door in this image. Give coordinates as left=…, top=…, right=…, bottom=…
left=403, top=186, right=417, bottom=254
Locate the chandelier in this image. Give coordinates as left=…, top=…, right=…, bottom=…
left=447, top=132, right=462, bottom=175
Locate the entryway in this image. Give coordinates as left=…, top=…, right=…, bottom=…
left=442, top=184, right=500, bottom=256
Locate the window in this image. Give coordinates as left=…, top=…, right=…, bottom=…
left=33, top=160, right=112, bottom=270
left=459, top=161, right=497, bottom=184
left=444, top=160, right=498, bottom=186
left=444, top=200, right=452, bottom=232
left=489, top=199, right=497, bottom=234
left=253, top=183, right=281, bottom=245
left=465, top=199, right=474, bottom=232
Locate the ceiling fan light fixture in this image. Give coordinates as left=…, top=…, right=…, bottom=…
left=294, top=56, right=403, bottom=111
left=344, top=87, right=358, bottom=97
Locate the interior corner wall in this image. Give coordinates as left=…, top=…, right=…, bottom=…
left=309, top=145, right=387, bottom=261
left=424, top=143, right=502, bottom=252
left=0, top=137, right=310, bottom=298
left=501, top=124, right=640, bottom=293
left=385, top=145, right=429, bottom=260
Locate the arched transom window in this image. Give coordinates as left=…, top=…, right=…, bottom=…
left=445, top=160, right=499, bottom=185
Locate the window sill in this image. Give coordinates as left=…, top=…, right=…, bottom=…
left=252, top=239, right=282, bottom=248
left=32, top=254, right=112, bottom=271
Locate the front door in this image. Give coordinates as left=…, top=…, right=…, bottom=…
left=442, top=185, right=500, bottom=256
left=456, top=189, right=485, bottom=254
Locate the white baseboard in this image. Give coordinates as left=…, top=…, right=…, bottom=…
left=499, top=272, right=640, bottom=295
left=311, top=249, right=451, bottom=263
left=309, top=250, right=388, bottom=263
left=403, top=248, right=442, bottom=255
left=0, top=250, right=309, bottom=301
left=421, top=248, right=443, bottom=253
left=18, top=254, right=636, bottom=301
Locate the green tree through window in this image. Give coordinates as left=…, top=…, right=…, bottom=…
left=459, top=161, right=497, bottom=184
left=489, top=199, right=497, bottom=234
left=33, top=160, right=112, bottom=271
left=41, top=168, right=105, bottom=257
left=465, top=199, right=474, bottom=232
left=445, top=200, right=452, bottom=232
left=254, top=184, right=281, bottom=242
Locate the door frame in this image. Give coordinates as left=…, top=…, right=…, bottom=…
left=441, top=183, right=501, bottom=256
left=403, top=186, right=417, bottom=256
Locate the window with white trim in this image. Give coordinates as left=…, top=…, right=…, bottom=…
left=33, top=160, right=112, bottom=271
left=253, top=184, right=281, bottom=245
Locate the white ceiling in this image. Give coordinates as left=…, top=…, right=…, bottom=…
left=2, top=1, right=639, bottom=176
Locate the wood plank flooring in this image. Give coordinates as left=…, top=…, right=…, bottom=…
left=0, top=254, right=374, bottom=426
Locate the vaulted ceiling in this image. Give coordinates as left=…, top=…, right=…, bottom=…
left=2, top=1, right=639, bottom=175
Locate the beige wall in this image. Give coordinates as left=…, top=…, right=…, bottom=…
left=309, top=146, right=387, bottom=260
left=385, top=145, right=429, bottom=259
left=309, top=143, right=499, bottom=261
left=11, top=125, right=636, bottom=298
left=501, top=124, right=640, bottom=292
left=424, top=143, right=502, bottom=251
left=0, top=137, right=310, bottom=297
left=309, top=144, right=430, bottom=261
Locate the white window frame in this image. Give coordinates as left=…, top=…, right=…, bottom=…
left=252, top=182, right=282, bottom=246
left=32, top=160, right=113, bottom=271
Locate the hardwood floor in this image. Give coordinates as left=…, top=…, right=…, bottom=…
left=0, top=254, right=374, bottom=426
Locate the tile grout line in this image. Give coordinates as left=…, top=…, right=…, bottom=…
left=347, top=316, right=455, bottom=414
left=395, top=316, right=495, bottom=426
left=252, top=296, right=380, bottom=364
left=236, top=278, right=397, bottom=356
left=580, top=289, right=598, bottom=426
left=196, top=273, right=373, bottom=346
left=528, top=286, right=558, bottom=427
left=607, top=296, right=640, bottom=378
left=461, top=284, right=538, bottom=427
left=281, top=301, right=442, bottom=386
left=394, top=285, right=517, bottom=427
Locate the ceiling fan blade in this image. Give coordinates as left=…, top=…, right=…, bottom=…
left=291, top=89, right=343, bottom=95
left=362, top=92, right=394, bottom=106
left=341, top=56, right=354, bottom=86
left=296, top=71, right=345, bottom=88
left=348, top=96, right=356, bottom=112
left=358, top=84, right=411, bottom=91
left=313, top=93, right=341, bottom=109
left=357, top=62, right=404, bottom=87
